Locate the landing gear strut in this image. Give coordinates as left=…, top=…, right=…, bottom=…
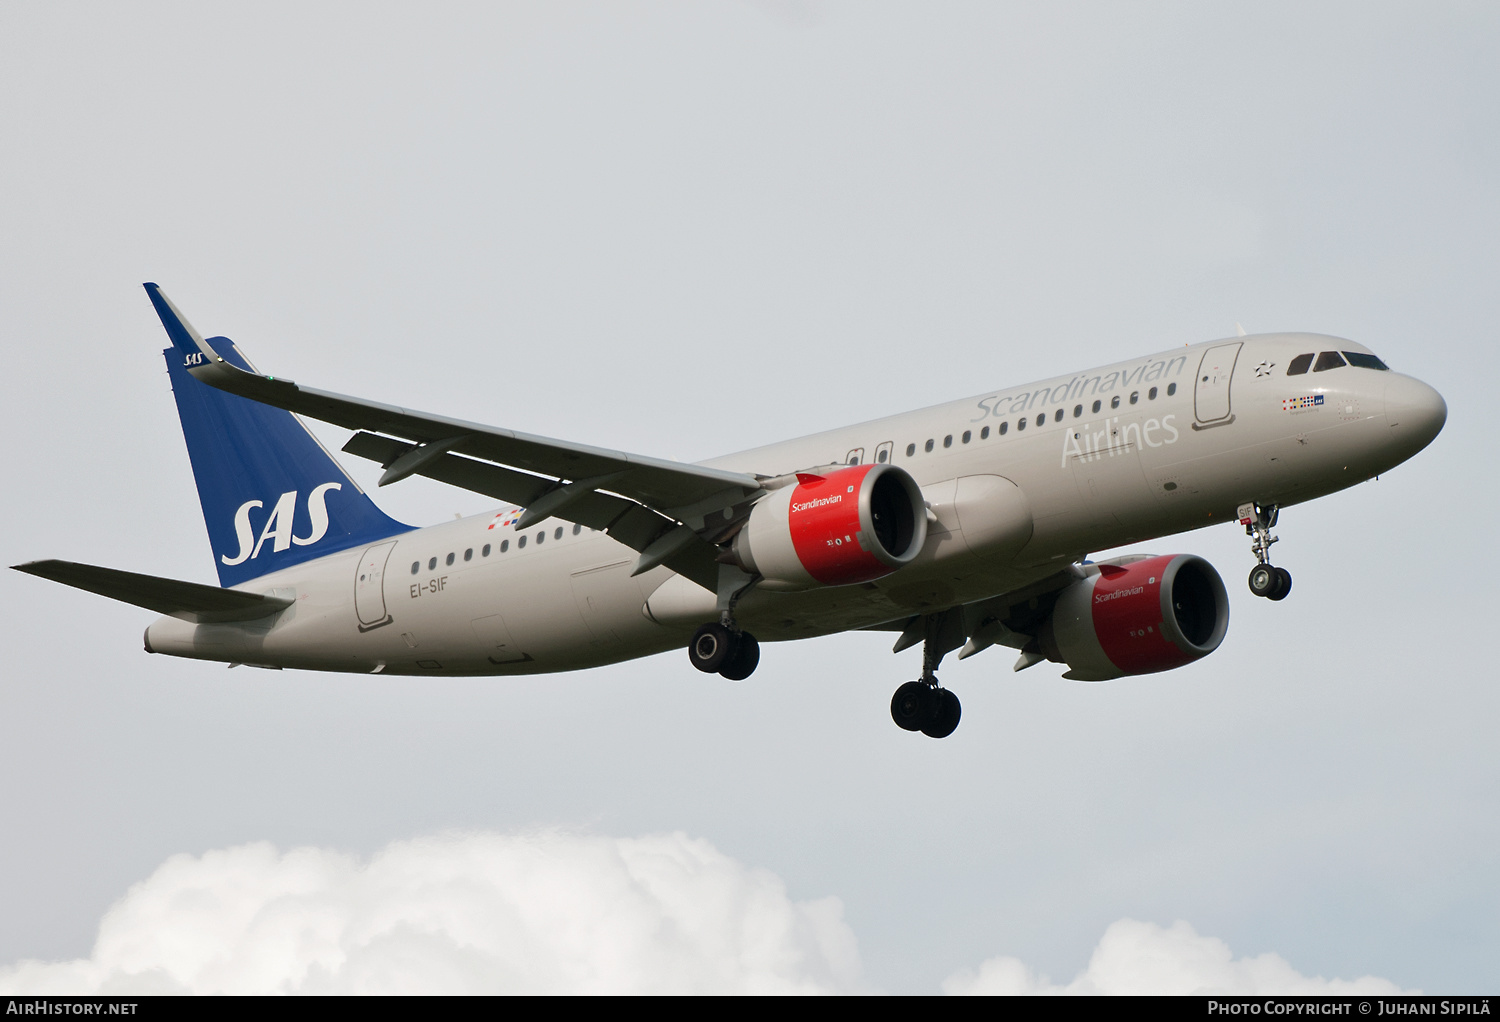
left=889, top=613, right=962, bottom=739
left=1241, top=502, right=1292, bottom=601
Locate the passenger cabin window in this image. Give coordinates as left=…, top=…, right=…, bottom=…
left=1287, top=353, right=1315, bottom=375
left=411, top=561, right=419, bottom=575
left=925, top=439, right=934, bottom=453
left=428, top=557, right=437, bottom=570
left=464, top=548, right=473, bottom=561
left=1167, top=383, right=1177, bottom=396
left=1017, top=418, right=1026, bottom=431
left=1053, top=409, right=1063, bottom=422
left=1111, top=396, right=1121, bottom=409
left=999, top=421, right=1009, bottom=435
left=573, top=524, right=582, bottom=535
left=980, top=426, right=990, bottom=439
left=961, top=430, right=971, bottom=444
left=943, top=435, right=952, bottom=448
left=1148, top=387, right=1157, bottom=400
left=906, top=443, right=916, bottom=457
left=1092, top=400, right=1102, bottom=413
left=554, top=527, right=564, bottom=540
left=446, top=552, right=455, bottom=566
left=1343, top=351, right=1389, bottom=370
left=1074, top=404, right=1083, bottom=417
left=1313, top=351, right=1347, bottom=372
left=1129, top=391, right=1139, bottom=404
left=501, top=540, right=509, bottom=552
left=517, top=535, right=526, bottom=549
left=482, top=544, right=491, bottom=556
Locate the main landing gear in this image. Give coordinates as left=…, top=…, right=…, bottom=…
left=686, top=566, right=762, bottom=681
left=1241, top=502, right=1292, bottom=601
left=891, top=681, right=961, bottom=739
left=687, top=567, right=968, bottom=737
left=688, top=622, right=760, bottom=681
left=889, top=613, right=963, bottom=739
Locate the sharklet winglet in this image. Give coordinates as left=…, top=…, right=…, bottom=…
left=144, top=283, right=218, bottom=363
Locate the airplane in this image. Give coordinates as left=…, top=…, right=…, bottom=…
left=14, top=285, right=1447, bottom=739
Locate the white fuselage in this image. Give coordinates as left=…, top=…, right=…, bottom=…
left=144, top=332, right=1445, bottom=676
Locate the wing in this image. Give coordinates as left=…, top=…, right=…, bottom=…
left=146, top=284, right=766, bottom=590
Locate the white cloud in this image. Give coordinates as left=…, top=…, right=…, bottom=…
left=0, top=831, right=862, bottom=995
left=0, top=834, right=1419, bottom=997
left=943, top=919, right=1415, bottom=996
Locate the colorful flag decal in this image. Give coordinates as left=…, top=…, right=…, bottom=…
left=1282, top=394, right=1324, bottom=412
left=488, top=508, right=522, bottom=530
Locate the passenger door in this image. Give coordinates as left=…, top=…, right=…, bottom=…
left=1194, top=342, right=1242, bottom=427
left=354, top=540, right=398, bottom=631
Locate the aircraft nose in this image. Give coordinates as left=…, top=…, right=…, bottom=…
left=1384, top=373, right=1447, bottom=456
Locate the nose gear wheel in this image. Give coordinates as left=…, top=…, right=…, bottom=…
left=1248, top=563, right=1278, bottom=597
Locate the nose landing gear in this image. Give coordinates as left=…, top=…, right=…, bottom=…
left=1241, top=502, right=1292, bottom=601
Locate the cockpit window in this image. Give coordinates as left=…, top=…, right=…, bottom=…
left=1313, top=351, right=1347, bottom=372
left=1287, top=353, right=1314, bottom=375
left=1343, top=351, right=1389, bottom=371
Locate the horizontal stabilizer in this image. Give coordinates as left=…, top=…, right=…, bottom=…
left=12, top=560, right=293, bottom=623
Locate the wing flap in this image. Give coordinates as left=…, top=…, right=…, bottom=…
left=342, top=432, right=661, bottom=534
left=13, top=560, right=294, bottom=623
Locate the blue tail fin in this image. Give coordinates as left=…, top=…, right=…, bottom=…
left=148, top=284, right=411, bottom=587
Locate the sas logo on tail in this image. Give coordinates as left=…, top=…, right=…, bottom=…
left=222, top=483, right=342, bottom=566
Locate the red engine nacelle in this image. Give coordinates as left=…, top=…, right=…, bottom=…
left=1037, top=554, right=1230, bottom=680
left=732, top=464, right=928, bottom=590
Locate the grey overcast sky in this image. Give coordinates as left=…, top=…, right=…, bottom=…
left=1, top=1, right=1496, bottom=994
